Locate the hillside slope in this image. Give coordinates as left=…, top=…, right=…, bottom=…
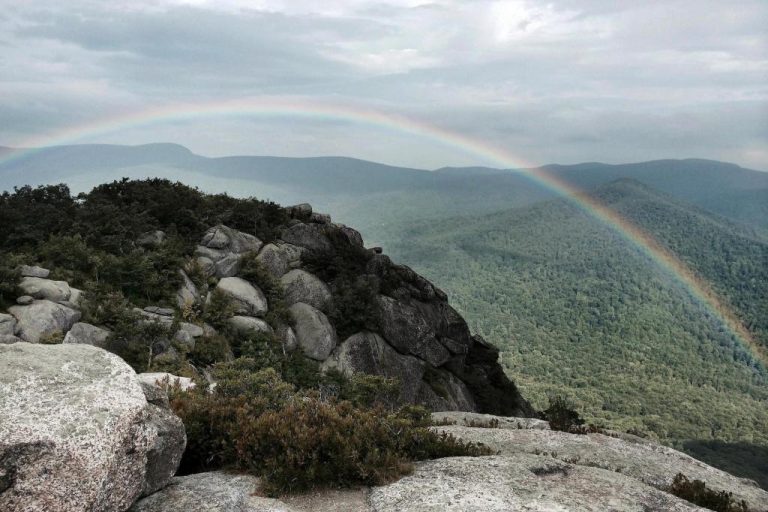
left=382, top=180, right=768, bottom=456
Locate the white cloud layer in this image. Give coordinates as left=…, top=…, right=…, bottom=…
left=0, top=0, right=766, bottom=168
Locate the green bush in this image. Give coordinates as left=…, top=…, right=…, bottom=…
left=171, top=358, right=492, bottom=494
left=237, top=253, right=291, bottom=327
left=543, top=395, right=585, bottom=433
left=667, top=473, right=749, bottom=512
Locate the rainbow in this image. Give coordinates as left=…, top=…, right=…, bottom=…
left=1, top=97, right=764, bottom=366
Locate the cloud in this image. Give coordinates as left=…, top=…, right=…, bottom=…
left=0, top=0, right=766, bottom=169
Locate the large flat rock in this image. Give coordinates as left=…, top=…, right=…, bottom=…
left=131, top=472, right=296, bottom=512
left=369, top=455, right=705, bottom=512
left=435, top=426, right=768, bottom=510
left=0, top=343, right=183, bottom=512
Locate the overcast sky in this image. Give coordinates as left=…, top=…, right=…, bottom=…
left=1, top=0, right=766, bottom=169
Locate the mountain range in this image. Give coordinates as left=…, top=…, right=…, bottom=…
left=2, top=142, right=767, bottom=486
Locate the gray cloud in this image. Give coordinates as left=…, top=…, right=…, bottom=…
left=0, top=0, right=766, bottom=169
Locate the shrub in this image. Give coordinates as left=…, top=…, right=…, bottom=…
left=667, top=473, right=749, bottom=512
left=170, top=358, right=492, bottom=495
left=188, top=334, right=232, bottom=366
left=237, top=253, right=291, bottom=327
left=543, top=395, right=585, bottom=433
left=202, top=288, right=236, bottom=330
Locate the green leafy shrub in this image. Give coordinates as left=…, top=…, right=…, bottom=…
left=667, top=473, right=749, bottom=512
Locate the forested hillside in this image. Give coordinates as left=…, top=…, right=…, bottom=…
left=382, top=180, right=768, bottom=464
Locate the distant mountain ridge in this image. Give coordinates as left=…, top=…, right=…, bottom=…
left=2, top=143, right=766, bottom=234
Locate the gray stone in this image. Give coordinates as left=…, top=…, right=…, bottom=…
left=141, top=403, right=186, bottom=497
left=289, top=303, right=337, bottom=361
left=369, top=455, right=705, bottom=512
left=256, top=244, right=300, bottom=277
left=135, top=308, right=174, bottom=327
left=16, top=295, right=34, bottom=305
left=430, top=412, right=551, bottom=430
left=215, top=277, right=268, bottom=316
left=195, top=225, right=263, bottom=278
left=280, top=223, right=332, bottom=253
left=434, top=426, right=768, bottom=510
left=8, top=300, right=81, bottom=343
left=18, top=276, right=73, bottom=302
left=288, top=203, right=313, bottom=219
left=18, top=264, right=50, bottom=278
left=130, top=472, right=297, bottom=512
left=309, top=212, right=331, bottom=224
left=144, top=306, right=174, bottom=317
left=178, top=322, right=205, bottom=338
left=201, top=225, right=262, bottom=254
left=375, top=295, right=450, bottom=367
left=137, top=372, right=196, bottom=393
left=415, top=369, right=476, bottom=412
left=336, top=224, right=364, bottom=246
left=176, top=269, right=200, bottom=309
left=137, top=230, right=166, bottom=247
left=227, top=316, right=274, bottom=336
left=68, top=288, right=84, bottom=306
left=196, top=256, right=217, bottom=278
left=173, top=329, right=195, bottom=350
left=63, top=322, right=111, bottom=348
left=280, top=269, right=332, bottom=312
left=0, top=334, right=22, bottom=344
left=277, top=325, right=298, bottom=352
left=0, top=344, right=181, bottom=512
left=0, top=313, right=16, bottom=335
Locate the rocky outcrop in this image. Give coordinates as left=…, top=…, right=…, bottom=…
left=289, top=303, right=337, bottom=361
left=137, top=230, right=166, bottom=248
left=323, top=332, right=474, bottom=410
left=195, top=225, right=263, bottom=278
left=130, top=472, right=297, bottom=512
left=176, top=269, right=199, bottom=309
left=369, top=455, right=705, bottom=512
left=215, top=277, right=268, bottom=317
left=0, top=343, right=185, bottom=512
left=8, top=300, right=81, bottom=342
left=280, top=223, right=332, bottom=253
left=257, top=242, right=303, bottom=278
left=280, top=269, right=332, bottom=312
left=62, top=322, right=111, bottom=348
left=435, top=424, right=768, bottom=509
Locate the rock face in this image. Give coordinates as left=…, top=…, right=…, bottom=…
left=131, top=472, right=297, bottom=512
left=215, top=277, right=268, bottom=316
left=62, top=322, right=111, bottom=348
left=257, top=243, right=302, bottom=277
left=323, top=332, right=474, bottom=411
left=176, top=269, right=199, bottom=309
left=289, top=303, right=337, bottom=361
left=436, top=424, right=768, bottom=509
left=369, top=455, right=705, bottom=512
left=8, top=300, right=81, bottom=342
left=0, top=343, right=185, bottom=512
left=280, top=269, right=332, bottom=312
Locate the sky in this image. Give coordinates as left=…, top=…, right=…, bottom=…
left=0, top=0, right=766, bottom=169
